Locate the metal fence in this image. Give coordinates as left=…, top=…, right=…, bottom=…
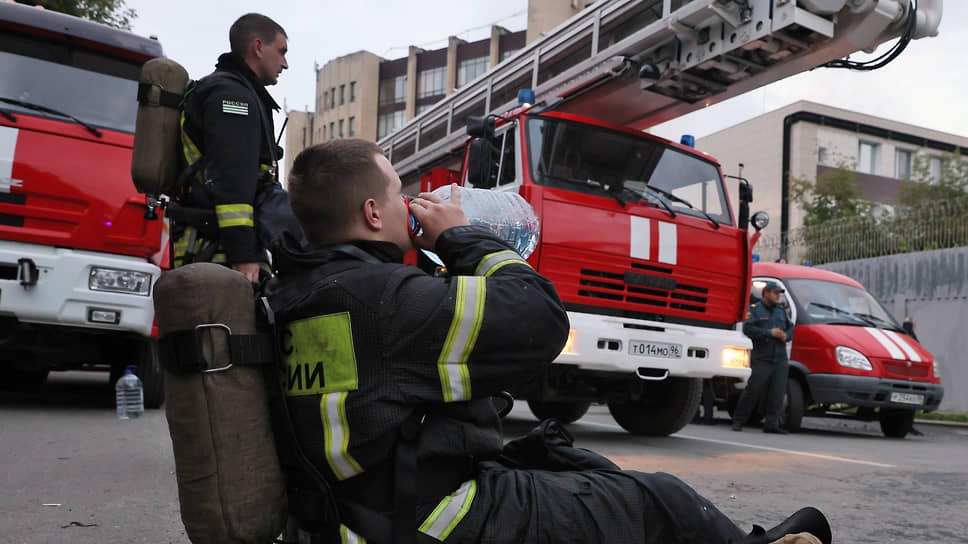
left=756, top=197, right=968, bottom=265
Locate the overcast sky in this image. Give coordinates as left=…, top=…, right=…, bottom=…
left=127, top=0, right=968, bottom=147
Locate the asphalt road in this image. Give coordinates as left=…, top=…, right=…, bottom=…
left=1, top=372, right=966, bottom=544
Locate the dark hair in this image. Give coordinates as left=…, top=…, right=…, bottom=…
left=229, top=13, right=287, bottom=56
left=288, top=139, right=388, bottom=245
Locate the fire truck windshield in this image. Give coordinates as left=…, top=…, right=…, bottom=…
left=0, top=32, right=141, bottom=134
left=526, top=117, right=733, bottom=226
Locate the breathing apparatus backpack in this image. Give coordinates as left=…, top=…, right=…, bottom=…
left=132, top=57, right=192, bottom=200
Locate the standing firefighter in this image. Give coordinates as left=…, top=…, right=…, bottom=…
left=263, top=139, right=831, bottom=544
left=173, top=13, right=289, bottom=282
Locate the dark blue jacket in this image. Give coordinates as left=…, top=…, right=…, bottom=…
left=743, top=301, right=794, bottom=363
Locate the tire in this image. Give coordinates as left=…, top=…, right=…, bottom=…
left=781, top=378, right=805, bottom=433
left=527, top=399, right=592, bottom=424
left=607, top=377, right=702, bottom=436
left=5, top=368, right=49, bottom=391
left=879, top=409, right=915, bottom=438
left=137, top=339, right=165, bottom=409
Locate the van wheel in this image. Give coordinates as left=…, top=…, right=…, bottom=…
left=527, top=400, right=591, bottom=424
left=781, top=378, right=805, bottom=432
left=608, top=377, right=701, bottom=436
left=879, top=409, right=915, bottom=438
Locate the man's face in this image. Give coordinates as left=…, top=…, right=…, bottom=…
left=763, top=288, right=782, bottom=305
left=256, top=32, right=288, bottom=85
left=374, top=154, right=413, bottom=252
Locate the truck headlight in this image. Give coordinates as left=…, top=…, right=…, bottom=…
left=835, top=346, right=872, bottom=371
left=722, top=346, right=750, bottom=369
left=89, top=267, right=151, bottom=296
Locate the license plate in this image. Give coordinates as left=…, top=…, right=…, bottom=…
left=629, top=340, right=682, bottom=359
left=890, top=392, right=924, bottom=405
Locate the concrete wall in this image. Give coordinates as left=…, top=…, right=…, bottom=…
left=820, top=246, right=968, bottom=412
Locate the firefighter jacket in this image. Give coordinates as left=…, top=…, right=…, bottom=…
left=263, top=226, right=569, bottom=517
left=743, top=301, right=794, bottom=364
left=176, top=52, right=280, bottom=265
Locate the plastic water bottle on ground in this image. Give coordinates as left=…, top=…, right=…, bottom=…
left=116, top=365, right=144, bottom=420
left=431, top=185, right=540, bottom=258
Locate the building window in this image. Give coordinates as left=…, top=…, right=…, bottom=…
left=378, top=110, right=406, bottom=139
left=416, top=104, right=433, bottom=115
left=340, top=84, right=345, bottom=105
left=339, top=119, right=345, bottom=138
left=857, top=141, right=879, bottom=174
left=418, top=66, right=446, bottom=99
left=349, top=117, right=356, bottom=137
left=330, top=87, right=335, bottom=109
left=379, top=76, right=407, bottom=106
left=894, top=148, right=913, bottom=180
left=928, top=155, right=944, bottom=182
left=457, top=57, right=488, bottom=87
left=350, top=81, right=357, bottom=102
left=817, top=146, right=829, bottom=165
left=322, top=91, right=328, bottom=111
left=329, top=122, right=335, bottom=139
left=501, top=49, right=519, bottom=61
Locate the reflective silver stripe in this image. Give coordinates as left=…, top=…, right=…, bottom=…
left=630, top=216, right=650, bottom=260
left=866, top=327, right=905, bottom=360
left=340, top=524, right=365, bottom=544
left=1, top=126, right=22, bottom=193
left=658, top=221, right=677, bottom=264
left=419, top=480, right=477, bottom=541
left=474, top=250, right=530, bottom=277
left=883, top=330, right=922, bottom=362
left=437, top=277, right=485, bottom=402
left=321, top=392, right=363, bottom=480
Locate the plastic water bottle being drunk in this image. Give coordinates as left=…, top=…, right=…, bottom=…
left=115, top=365, right=144, bottom=420
left=431, top=185, right=539, bottom=259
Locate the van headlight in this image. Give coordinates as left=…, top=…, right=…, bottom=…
left=835, top=346, right=872, bottom=371
left=89, top=267, right=151, bottom=296
left=722, top=346, right=750, bottom=369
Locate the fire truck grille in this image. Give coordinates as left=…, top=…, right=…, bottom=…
left=881, top=360, right=931, bottom=379
left=578, top=268, right=708, bottom=313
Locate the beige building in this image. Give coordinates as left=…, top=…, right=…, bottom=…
left=284, top=0, right=599, bottom=176
left=696, top=100, right=968, bottom=249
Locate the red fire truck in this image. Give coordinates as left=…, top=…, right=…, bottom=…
left=0, top=3, right=165, bottom=406
left=381, top=0, right=941, bottom=435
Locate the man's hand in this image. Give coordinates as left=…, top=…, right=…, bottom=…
left=231, top=262, right=260, bottom=283
left=409, top=184, right=470, bottom=250
left=771, top=327, right=787, bottom=342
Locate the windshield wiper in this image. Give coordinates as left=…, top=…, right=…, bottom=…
left=807, top=302, right=877, bottom=327
left=644, top=184, right=719, bottom=229
left=0, top=97, right=101, bottom=137
left=854, top=312, right=901, bottom=331
left=0, top=107, right=16, bottom=123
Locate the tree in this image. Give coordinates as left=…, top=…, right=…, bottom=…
left=15, top=0, right=137, bottom=30
left=898, top=150, right=968, bottom=207
left=789, top=160, right=873, bottom=226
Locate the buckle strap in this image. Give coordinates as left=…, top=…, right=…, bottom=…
left=159, top=324, right=275, bottom=374
left=137, top=81, right=183, bottom=109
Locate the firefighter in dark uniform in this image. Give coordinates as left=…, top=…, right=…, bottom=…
left=173, top=13, right=288, bottom=283
left=732, top=281, right=795, bottom=434
left=265, top=139, right=830, bottom=544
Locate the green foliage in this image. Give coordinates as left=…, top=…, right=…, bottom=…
left=15, top=0, right=136, bottom=30
left=790, top=161, right=874, bottom=227
left=898, top=150, right=968, bottom=207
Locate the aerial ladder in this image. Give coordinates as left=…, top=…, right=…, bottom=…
left=377, top=0, right=942, bottom=435
left=380, top=0, right=941, bottom=183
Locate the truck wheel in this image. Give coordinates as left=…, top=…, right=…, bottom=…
left=6, top=369, right=49, bottom=391
left=879, top=409, right=915, bottom=438
left=137, top=339, right=165, bottom=409
left=781, top=378, right=805, bottom=433
left=527, top=400, right=591, bottom=424
left=608, top=377, right=702, bottom=436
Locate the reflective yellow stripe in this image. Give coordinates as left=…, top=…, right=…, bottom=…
left=215, top=204, right=254, bottom=228
left=473, top=250, right=531, bottom=277
left=340, top=524, right=366, bottom=543
left=419, top=480, right=477, bottom=541
left=180, top=112, right=204, bottom=185
left=320, top=391, right=363, bottom=480
left=437, top=277, right=484, bottom=402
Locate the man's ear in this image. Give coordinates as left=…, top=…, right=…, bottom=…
left=251, top=38, right=265, bottom=59
left=362, top=198, right=382, bottom=231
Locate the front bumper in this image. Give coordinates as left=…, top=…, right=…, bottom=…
left=554, top=310, right=752, bottom=380
left=807, top=373, right=944, bottom=412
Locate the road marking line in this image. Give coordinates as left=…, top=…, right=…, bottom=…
left=577, top=421, right=897, bottom=468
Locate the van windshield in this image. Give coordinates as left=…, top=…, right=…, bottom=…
left=786, top=278, right=901, bottom=330
left=525, top=116, right=733, bottom=225
left=0, top=31, right=141, bottom=133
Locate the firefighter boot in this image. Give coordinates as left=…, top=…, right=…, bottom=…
left=740, top=507, right=832, bottom=544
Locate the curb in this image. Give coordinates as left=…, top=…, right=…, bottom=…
left=914, top=418, right=968, bottom=428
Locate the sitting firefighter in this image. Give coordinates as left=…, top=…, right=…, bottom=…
left=262, top=138, right=832, bottom=544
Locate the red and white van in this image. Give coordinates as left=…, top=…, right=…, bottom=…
left=722, top=262, right=944, bottom=438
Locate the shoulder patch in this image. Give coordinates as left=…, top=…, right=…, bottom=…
left=222, top=99, right=249, bottom=115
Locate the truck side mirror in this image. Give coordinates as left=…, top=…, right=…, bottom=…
left=467, top=139, right=495, bottom=188
left=466, top=116, right=496, bottom=140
